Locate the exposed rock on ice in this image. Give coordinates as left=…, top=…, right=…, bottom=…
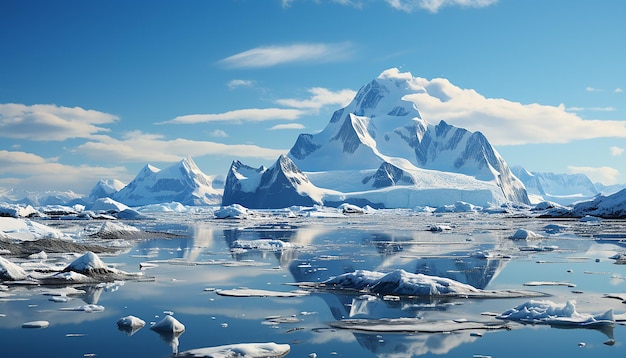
left=0, top=256, right=28, bottom=281
left=176, top=342, right=291, bottom=358
left=497, top=300, right=615, bottom=326
left=151, top=314, right=185, bottom=333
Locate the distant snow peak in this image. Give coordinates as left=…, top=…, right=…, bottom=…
left=111, top=157, right=222, bottom=207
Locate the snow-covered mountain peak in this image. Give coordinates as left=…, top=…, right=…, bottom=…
left=111, top=157, right=222, bottom=206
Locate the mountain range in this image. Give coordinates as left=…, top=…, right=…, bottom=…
left=1, top=69, right=625, bottom=211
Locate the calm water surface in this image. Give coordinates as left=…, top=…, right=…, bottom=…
left=1, top=211, right=625, bottom=357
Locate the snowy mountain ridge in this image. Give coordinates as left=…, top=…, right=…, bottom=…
left=111, top=157, right=222, bottom=206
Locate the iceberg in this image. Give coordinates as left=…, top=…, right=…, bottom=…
left=0, top=256, right=28, bottom=281
left=497, top=300, right=615, bottom=327
left=308, top=269, right=545, bottom=298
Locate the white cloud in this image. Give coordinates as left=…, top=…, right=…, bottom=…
left=610, top=146, right=624, bottom=156
left=616, top=88, right=624, bottom=93
left=160, top=108, right=304, bottom=124
left=218, top=42, right=354, bottom=68
left=74, top=132, right=286, bottom=163
left=400, top=76, right=626, bottom=145
left=276, top=87, right=356, bottom=112
left=568, top=165, right=620, bottom=185
left=385, top=0, right=497, bottom=13
left=0, top=150, right=128, bottom=193
left=209, top=129, right=228, bottom=138
left=227, top=79, right=255, bottom=90
left=0, top=103, right=118, bottom=141
left=268, top=123, right=306, bottom=131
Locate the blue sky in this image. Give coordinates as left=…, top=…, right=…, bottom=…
left=1, top=0, right=625, bottom=194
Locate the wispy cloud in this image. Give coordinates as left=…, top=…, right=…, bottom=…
left=277, top=87, right=356, bottom=112
left=163, top=86, right=355, bottom=125
left=568, top=165, right=620, bottom=185
left=0, top=103, right=118, bottom=141
left=0, top=150, right=128, bottom=193
left=268, top=123, right=306, bottom=131
left=616, top=88, right=624, bottom=93
left=566, top=106, right=616, bottom=112
left=399, top=74, right=626, bottom=145
left=610, top=146, right=624, bottom=156
left=218, top=42, right=354, bottom=68
left=74, top=132, right=286, bottom=163
left=159, top=108, right=304, bottom=124
left=209, top=129, right=228, bottom=138
left=227, top=79, right=255, bottom=90
left=585, top=86, right=603, bottom=92
left=385, top=0, right=498, bottom=13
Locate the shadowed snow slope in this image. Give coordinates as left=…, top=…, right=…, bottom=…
left=224, top=69, right=529, bottom=209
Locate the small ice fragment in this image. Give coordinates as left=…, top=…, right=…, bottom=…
left=150, top=315, right=185, bottom=333
left=309, top=353, right=317, bottom=358
left=163, top=310, right=174, bottom=316
left=470, top=332, right=483, bottom=337
left=578, top=342, right=586, bottom=347
left=22, top=320, right=49, bottom=328
left=220, top=323, right=228, bottom=328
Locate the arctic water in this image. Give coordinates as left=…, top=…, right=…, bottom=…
left=2, top=209, right=626, bottom=358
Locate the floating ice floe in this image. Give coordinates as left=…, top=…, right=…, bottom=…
left=176, top=342, right=290, bottom=358
left=214, top=204, right=252, bottom=219
left=523, top=281, right=576, bottom=288
left=0, top=217, right=66, bottom=241
left=305, top=269, right=546, bottom=298
left=508, top=229, right=543, bottom=240
left=330, top=318, right=509, bottom=333
left=59, top=304, right=105, bottom=312
left=497, top=300, right=615, bottom=327
left=216, top=288, right=310, bottom=298
left=339, top=203, right=365, bottom=214
left=0, top=256, right=28, bottom=281
left=231, top=239, right=293, bottom=251
left=22, top=320, right=49, bottom=328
